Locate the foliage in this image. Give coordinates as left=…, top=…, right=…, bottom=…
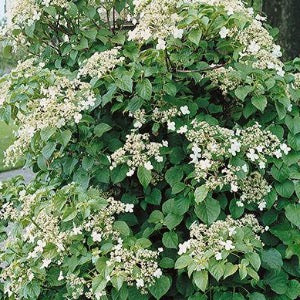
left=0, top=0, right=300, bottom=299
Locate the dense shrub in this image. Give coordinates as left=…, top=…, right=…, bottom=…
left=1, top=0, right=300, bottom=299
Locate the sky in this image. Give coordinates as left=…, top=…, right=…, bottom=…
left=0, top=0, right=5, bottom=19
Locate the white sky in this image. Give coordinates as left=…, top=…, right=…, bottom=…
left=0, top=0, right=5, bottom=19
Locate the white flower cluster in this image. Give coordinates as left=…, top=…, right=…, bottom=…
left=1, top=61, right=96, bottom=166
left=129, top=106, right=182, bottom=129
left=107, top=239, right=163, bottom=293
left=128, top=0, right=183, bottom=50
left=110, top=131, right=165, bottom=176
left=1, top=184, right=161, bottom=298
left=78, top=47, right=125, bottom=79
left=7, top=0, right=70, bottom=28
left=185, top=121, right=289, bottom=207
left=293, top=73, right=300, bottom=90
left=178, top=214, right=263, bottom=270
left=207, top=66, right=242, bottom=95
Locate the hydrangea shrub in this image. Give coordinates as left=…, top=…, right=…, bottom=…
left=1, top=0, right=300, bottom=299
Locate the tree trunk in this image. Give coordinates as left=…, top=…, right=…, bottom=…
left=263, top=0, right=300, bottom=59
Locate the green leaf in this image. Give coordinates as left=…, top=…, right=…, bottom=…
left=286, top=279, right=300, bottom=300
left=42, top=142, right=56, bottom=159
left=148, top=210, right=164, bottom=224
left=245, top=253, right=261, bottom=271
left=209, top=261, right=225, bottom=281
left=251, top=95, right=267, bottom=112
left=145, top=188, right=162, bottom=205
left=195, top=197, right=220, bottom=225
left=136, top=79, right=152, bottom=100
left=285, top=204, right=300, bottom=229
left=111, top=165, right=128, bottom=184
left=175, top=255, right=193, bottom=269
left=249, top=293, right=266, bottom=300
left=261, top=249, right=283, bottom=270
left=223, top=262, right=238, bottom=279
left=188, top=29, right=202, bottom=45
left=193, top=270, right=208, bottom=292
left=94, top=123, right=112, bottom=137
left=235, top=86, right=254, bottom=101
left=164, top=213, right=183, bottom=230
left=113, top=221, right=131, bottom=236
left=116, top=75, right=133, bottom=93
left=275, top=180, right=294, bottom=198
left=165, top=166, right=183, bottom=187
left=149, top=276, right=171, bottom=300
left=162, top=231, right=178, bottom=249
left=194, top=185, right=209, bottom=204
left=137, top=166, right=152, bottom=188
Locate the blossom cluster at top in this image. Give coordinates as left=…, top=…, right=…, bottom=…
left=109, top=131, right=167, bottom=176
left=78, top=47, right=125, bottom=79
left=0, top=59, right=96, bottom=166
left=0, top=184, right=162, bottom=298
left=128, top=0, right=182, bottom=50
left=177, top=214, right=264, bottom=279
left=183, top=120, right=290, bottom=208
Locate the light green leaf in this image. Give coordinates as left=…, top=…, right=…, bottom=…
left=194, top=185, right=209, bottom=204
left=195, top=197, right=220, bottom=225
left=137, top=166, right=152, bottom=188
left=94, top=123, right=112, bottom=137
left=193, top=270, right=208, bottom=292
left=149, top=276, right=171, bottom=300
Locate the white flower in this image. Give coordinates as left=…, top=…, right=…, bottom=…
left=221, top=240, right=235, bottom=251
left=134, top=121, right=143, bottom=128
left=259, top=161, right=266, bottom=169
left=246, top=149, right=259, bottom=161
left=155, top=155, right=164, bottom=162
left=227, top=8, right=234, bottom=15
left=178, top=241, right=191, bottom=255
left=19, top=190, right=26, bottom=197
left=28, top=272, right=34, bottom=281
left=215, top=252, right=222, bottom=260
left=228, top=227, right=236, bottom=237
left=144, top=161, right=154, bottom=170
left=0, top=181, right=2, bottom=189
left=136, top=279, right=145, bottom=288
left=144, top=28, right=152, bottom=40
left=228, top=140, right=241, bottom=156
left=248, top=41, right=261, bottom=54
left=242, top=164, right=248, bottom=173
left=126, top=169, right=135, bottom=177
left=236, top=201, right=244, bottom=207
left=153, top=268, right=163, bottom=278
left=167, top=121, right=176, bottom=131
left=125, top=204, right=134, bottom=213
left=280, top=143, right=291, bottom=155
left=180, top=105, right=190, bottom=115
left=91, top=231, right=102, bottom=242
left=199, top=159, right=212, bottom=170
left=272, top=45, right=282, bottom=58
left=41, top=258, right=52, bottom=269
left=256, top=146, right=264, bottom=153
left=162, top=140, right=168, bottom=147
left=74, top=112, right=82, bottom=124
left=173, top=28, right=184, bottom=39
left=72, top=226, right=82, bottom=235
left=158, top=247, right=163, bottom=253
left=265, top=226, right=269, bottom=231
left=230, top=182, right=238, bottom=193
left=274, top=149, right=282, bottom=158
left=156, top=38, right=166, bottom=50
left=277, top=68, right=285, bottom=77
left=58, top=271, right=64, bottom=281
left=219, top=26, right=229, bottom=39
left=177, top=125, right=188, bottom=134
left=258, top=201, right=267, bottom=211
left=287, top=104, right=293, bottom=112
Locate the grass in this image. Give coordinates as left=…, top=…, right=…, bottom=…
left=0, top=121, right=23, bottom=172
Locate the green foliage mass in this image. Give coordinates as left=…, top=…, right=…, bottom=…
left=1, top=0, right=300, bottom=299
